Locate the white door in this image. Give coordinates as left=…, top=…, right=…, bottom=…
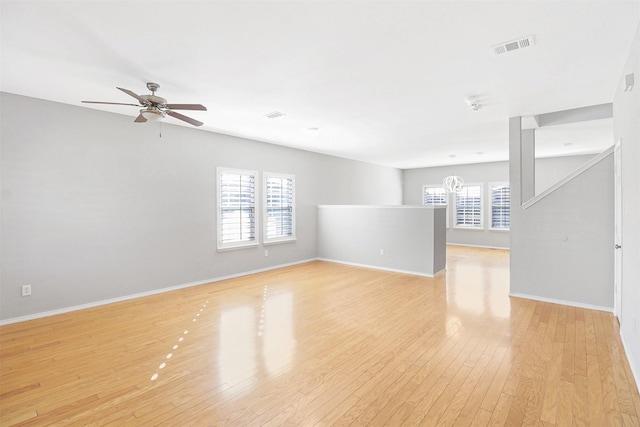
left=614, top=140, right=623, bottom=319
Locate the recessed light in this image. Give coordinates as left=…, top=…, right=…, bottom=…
left=475, top=151, right=484, bottom=155
left=307, top=127, right=319, bottom=131
left=563, top=142, right=574, bottom=146
left=449, top=154, right=457, bottom=158
left=264, top=111, right=286, bottom=119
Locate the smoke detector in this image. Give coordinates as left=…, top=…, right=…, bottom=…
left=491, top=35, right=535, bottom=55
left=465, top=97, right=481, bottom=111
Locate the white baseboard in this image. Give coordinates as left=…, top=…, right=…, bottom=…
left=0, top=258, right=316, bottom=326
left=447, top=243, right=510, bottom=250
left=317, top=258, right=438, bottom=278
left=620, top=330, right=640, bottom=394
left=509, top=292, right=613, bottom=313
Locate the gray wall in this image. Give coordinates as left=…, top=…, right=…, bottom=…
left=317, top=205, right=446, bottom=276
left=403, top=156, right=597, bottom=249
left=510, top=119, right=614, bottom=309
left=0, top=93, right=402, bottom=321
left=613, top=24, right=640, bottom=388
left=536, top=154, right=596, bottom=195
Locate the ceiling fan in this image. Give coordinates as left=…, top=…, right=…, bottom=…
left=82, top=82, right=207, bottom=127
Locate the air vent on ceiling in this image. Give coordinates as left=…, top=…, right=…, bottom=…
left=491, top=35, right=535, bottom=55
left=264, top=111, right=286, bottom=119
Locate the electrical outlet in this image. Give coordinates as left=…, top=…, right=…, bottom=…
left=380, top=249, right=384, bottom=255
left=21, top=285, right=31, bottom=297
left=264, top=249, right=269, bottom=257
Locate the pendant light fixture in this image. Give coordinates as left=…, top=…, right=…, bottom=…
left=443, top=175, right=464, bottom=193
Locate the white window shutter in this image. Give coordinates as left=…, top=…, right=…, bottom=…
left=455, top=184, right=483, bottom=228
left=264, top=173, right=295, bottom=243
left=490, top=183, right=510, bottom=230
left=218, top=168, right=258, bottom=250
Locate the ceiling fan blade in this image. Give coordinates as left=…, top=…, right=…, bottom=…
left=166, top=110, right=203, bottom=127
left=82, top=101, right=141, bottom=107
left=164, top=104, right=207, bottom=111
left=134, top=114, right=147, bottom=123
left=117, top=87, right=149, bottom=105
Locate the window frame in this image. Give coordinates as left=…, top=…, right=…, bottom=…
left=422, top=184, right=449, bottom=228
left=453, top=183, right=484, bottom=230
left=217, top=167, right=259, bottom=251
left=263, top=172, right=296, bottom=245
left=489, top=182, right=510, bottom=231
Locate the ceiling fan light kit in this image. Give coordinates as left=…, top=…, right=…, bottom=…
left=82, top=82, right=206, bottom=127
left=140, top=108, right=164, bottom=122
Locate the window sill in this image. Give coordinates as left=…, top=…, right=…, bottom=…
left=452, top=226, right=485, bottom=231
left=217, top=242, right=260, bottom=252
left=264, top=237, right=297, bottom=246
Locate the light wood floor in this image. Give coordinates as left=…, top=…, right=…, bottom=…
left=1, top=246, right=639, bottom=426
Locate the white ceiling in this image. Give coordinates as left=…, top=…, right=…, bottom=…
left=1, top=1, right=638, bottom=169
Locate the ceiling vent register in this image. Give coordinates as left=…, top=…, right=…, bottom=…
left=491, top=35, right=535, bottom=55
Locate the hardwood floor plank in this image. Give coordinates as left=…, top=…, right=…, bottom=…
left=596, top=344, right=623, bottom=426
left=561, top=307, right=576, bottom=384
left=554, top=305, right=567, bottom=344
left=584, top=309, right=598, bottom=356
left=505, top=374, right=533, bottom=426
left=470, top=407, right=492, bottom=427
left=500, top=304, right=537, bottom=397
left=587, top=353, right=606, bottom=425
left=487, top=392, right=514, bottom=426
left=521, top=312, right=550, bottom=424
left=542, top=304, right=560, bottom=363
left=573, top=374, right=590, bottom=426
left=556, top=380, right=574, bottom=427
left=575, top=309, right=588, bottom=377
left=539, top=341, right=564, bottom=424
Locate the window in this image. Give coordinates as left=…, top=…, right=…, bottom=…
left=490, top=183, right=510, bottom=230
left=423, top=185, right=449, bottom=227
left=217, top=168, right=258, bottom=250
left=455, top=184, right=483, bottom=229
left=264, top=173, right=295, bottom=244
